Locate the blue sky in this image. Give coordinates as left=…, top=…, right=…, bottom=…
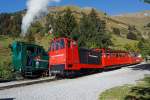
left=0, top=0, right=150, bottom=15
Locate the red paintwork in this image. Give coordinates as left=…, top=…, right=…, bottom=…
left=49, top=38, right=143, bottom=72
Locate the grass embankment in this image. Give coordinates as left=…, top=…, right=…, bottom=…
left=0, top=36, right=14, bottom=80
left=99, top=75, right=150, bottom=100
left=111, top=34, right=138, bottom=50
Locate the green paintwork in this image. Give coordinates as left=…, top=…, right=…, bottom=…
left=10, top=41, right=49, bottom=73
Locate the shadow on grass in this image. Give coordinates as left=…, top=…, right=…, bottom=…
left=125, top=76, right=150, bottom=100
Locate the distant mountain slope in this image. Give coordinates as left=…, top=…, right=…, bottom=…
left=112, top=11, right=150, bottom=27
left=112, top=11, right=150, bottom=39
left=47, top=6, right=130, bottom=34
left=113, top=16, right=150, bottom=27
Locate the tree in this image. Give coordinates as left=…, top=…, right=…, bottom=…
left=138, top=39, right=150, bottom=57
left=26, top=33, right=35, bottom=43
left=0, top=13, right=22, bottom=36
left=124, top=43, right=139, bottom=52
left=12, top=14, right=22, bottom=37
left=79, top=13, right=95, bottom=47
left=147, top=23, right=150, bottom=27
left=63, top=9, right=78, bottom=37
left=51, top=8, right=78, bottom=38
left=128, top=25, right=136, bottom=31
left=78, top=9, right=112, bottom=48
left=127, top=32, right=137, bottom=40
left=28, top=21, right=43, bottom=35
left=127, top=25, right=138, bottom=40
left=113, top=28, right=121, bottom=36
left=45, top=14, right=55, bottom=33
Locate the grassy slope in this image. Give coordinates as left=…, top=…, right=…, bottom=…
left=112, top=11, right=150, bottom=35
left=0, top=36, right=15, bottom=79
left=47, top=6, right=139, bottom=49
left=100, top=85, right=131, bottom=100
left=111, top=34, right=138, bottom=49
left=0, top=36, right=13, bottom=65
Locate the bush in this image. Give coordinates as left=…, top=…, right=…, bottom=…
left=127, top=32, right=137, bottom=40
left=0, top=61, right=13, bottom=80
left=125, top=76, right=150, bottom=100
left=99, top=76, right=150, bottom=100
left=138, top=39, right=150, bottom=57
left=113, top=28, right=121, bottom=36
left=147, top=23, right=150, bottom=27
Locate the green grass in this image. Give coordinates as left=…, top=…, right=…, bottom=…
left=100, top=85, right=131, bottom=100
left=99, top=75, right=150, bottom=100
left=0, top=36, right=13, bottom=48
left=0, top=36, right=17, bottom=80
left=0, top=36, right=13, bottom=65
left=111, top=34, right=138, bottom=50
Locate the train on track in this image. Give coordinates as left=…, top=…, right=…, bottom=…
left=10, top=38, right=143, bottom=77
left=49, top=38, right=143, bottom=77
left=10, top=41, right=49, bottom=77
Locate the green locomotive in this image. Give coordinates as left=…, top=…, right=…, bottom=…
left=10, top=41, right=49, bottom=77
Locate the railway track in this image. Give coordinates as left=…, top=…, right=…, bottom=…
left=0, top=77, right=56, bottom=90
left=0, top=63, right=144, bottom=91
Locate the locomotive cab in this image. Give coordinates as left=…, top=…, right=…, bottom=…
left=49, top=38, right=79, bottom=75
left=11, top=41, right=49, bottom=77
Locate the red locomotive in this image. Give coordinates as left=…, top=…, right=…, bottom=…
left=49, top=38, right=143, bottom=76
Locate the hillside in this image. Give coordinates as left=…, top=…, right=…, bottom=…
left=112, top=10, right=150, bottom=39
left=47, top=6, right=150, bottom=40
left=47, top=6, right=129, bottom=33
left=1, top=6, right=147, bottom=55
left=1, top=6, right=149, bottom=50
left=45, top=6, right=141, bottom=48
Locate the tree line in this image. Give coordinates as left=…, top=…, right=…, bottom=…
left=0, top=8, right=112, bottom=48
left=46, top=8, right=112, bottom=48
left=0, top=13, right=22, bottom=37
left=0, top=8, right=150, bottom=56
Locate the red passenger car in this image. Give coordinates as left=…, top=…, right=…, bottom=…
left=49, top=38, right=142, bottom=76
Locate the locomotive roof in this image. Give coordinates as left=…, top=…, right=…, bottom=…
left=13, top=41, right=43, bottom=48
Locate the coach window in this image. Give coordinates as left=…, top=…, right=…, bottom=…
left=60, top=39, right=65, bottom=49
left=123, top=53, right=125, bottom=57
left=107, top=52, right=110, bottom=57
left=55, top=40, right=59, bottom=50
left=50, top=41, right=54, bottom=51
left=119, top=53, right=121, bottom=57
left=116, top=53, right=119, bottom=57
left=111, top=53, right=114, bottom=57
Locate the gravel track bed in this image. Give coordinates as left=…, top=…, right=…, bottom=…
left=0, top=63, right=150, bottom=100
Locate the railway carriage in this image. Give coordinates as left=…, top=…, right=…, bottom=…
left=49, top=37, right=143, bottom=76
